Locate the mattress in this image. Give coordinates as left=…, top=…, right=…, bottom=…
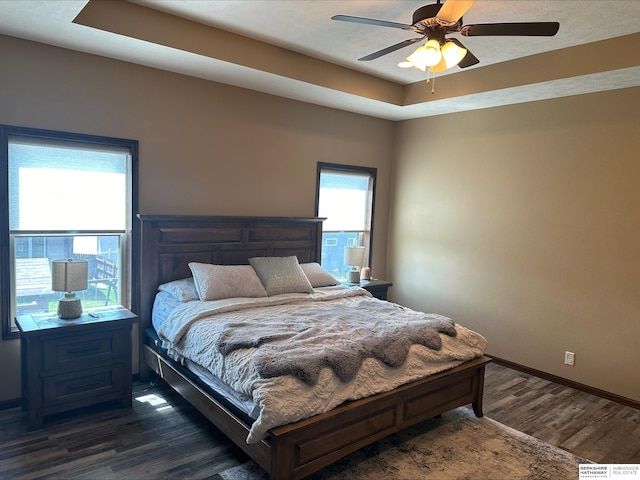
left=152, top=290, right=183, bottom=332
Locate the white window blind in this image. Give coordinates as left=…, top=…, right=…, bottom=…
left=9, top=139, right=128, bottom=232
left=318, top=170, right=370, bottom=232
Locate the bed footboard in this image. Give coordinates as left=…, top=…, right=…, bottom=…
left=144, top=341, right=489, bottom=480
left=268, top=356, right=489, bottom=479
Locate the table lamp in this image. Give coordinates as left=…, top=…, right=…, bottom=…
left=52, top=259, right=88, bottom=319
left=344, top=246, right=365, bottom=283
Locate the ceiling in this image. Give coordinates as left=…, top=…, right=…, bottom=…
left=1, top=0, right=639, bottom=120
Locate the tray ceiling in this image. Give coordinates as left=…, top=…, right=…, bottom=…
left=1, top=1, right=639, bottom=120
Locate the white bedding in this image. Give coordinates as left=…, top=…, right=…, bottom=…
left=157, top=286, right=487, bottom=444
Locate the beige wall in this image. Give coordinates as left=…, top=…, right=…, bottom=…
left=389, top=88, right=640, bottom=401
left=0, top=35, right=394, bottom=402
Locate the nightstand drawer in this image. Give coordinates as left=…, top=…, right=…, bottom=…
left=43, top=330, right=126, bottom=370
left=43, top=365, right=125, bottom=407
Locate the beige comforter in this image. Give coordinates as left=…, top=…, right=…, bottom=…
left=158, top=286, right=487, bottom=443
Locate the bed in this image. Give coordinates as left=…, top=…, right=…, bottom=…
left=138, top=215, right=490, bottom=480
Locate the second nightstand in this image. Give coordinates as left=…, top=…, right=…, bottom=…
left=16, top=306, right=137, bottom=430
left=346, top=279, right=393, bottom=300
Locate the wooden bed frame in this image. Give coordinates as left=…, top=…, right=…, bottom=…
left=138, top=215, right=490, bottom=480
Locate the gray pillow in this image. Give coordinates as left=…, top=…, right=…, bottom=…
left=249, top=256, right=314, bottom=296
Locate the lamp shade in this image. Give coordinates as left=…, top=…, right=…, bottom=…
left=441, top=40, right=467, bottom=69
left=406, top=45, right=429, bottom=71
left=52, top=259, right=88, bottom=293
left=422, top=39, right=442, bottom=66
left=344, top=246, right=366, bottom=267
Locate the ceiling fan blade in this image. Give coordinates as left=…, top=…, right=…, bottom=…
left=464, top=22, right=560, bottom=36
left=449, top=38, right=480, bottom=68
left=331, top=14, right=413, bottom=31
left=437, top=0, right=476, bottom=24
left=358, top=37, right=424, bottom=61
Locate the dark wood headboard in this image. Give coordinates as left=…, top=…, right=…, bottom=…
left=137, top=215, right=324, bottom=328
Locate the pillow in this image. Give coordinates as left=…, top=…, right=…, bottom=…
left=188, top=263, right=267, bottom=301
left=300, top=262, right=340, bottom=288
left=157, top=277, right=199, bottom=302
left=249, top=256, right=314, bottom=296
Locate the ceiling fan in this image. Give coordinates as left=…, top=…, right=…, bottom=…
left=332, top=0, right=559, bottom=73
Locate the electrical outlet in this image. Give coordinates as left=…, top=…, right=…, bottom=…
left=564, top=351, right=575, bottom=366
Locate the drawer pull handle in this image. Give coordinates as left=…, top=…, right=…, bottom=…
left=66, top=346, right=101, bottom=355
left=66, top=381, right=101, bottom=391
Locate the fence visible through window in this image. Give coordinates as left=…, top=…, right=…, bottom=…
left=14, top=235, right=122, bottom=316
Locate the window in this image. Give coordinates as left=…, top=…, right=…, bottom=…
left=1, top=126, right=138, bottom=339
left=315, top=163, right=376, bottom=281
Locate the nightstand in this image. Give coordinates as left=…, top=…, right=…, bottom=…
left=15, top=305, right=137, bottom=430
left=349, top=279, right=393, bottom=300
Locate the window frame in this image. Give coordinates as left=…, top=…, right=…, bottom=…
left=314, top=162, right=377, bottom=279
left=1, top=125, right=139, bottom=340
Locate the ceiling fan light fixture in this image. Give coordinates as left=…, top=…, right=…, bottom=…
left=441, top=40, right=467, bottom=69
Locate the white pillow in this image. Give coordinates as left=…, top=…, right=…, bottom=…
left=249, top=256, right=314, bottom=296
left=300, top=263, right=340, bottom=288
left=188, top=263, right=267, bottom=301
left=157, top=277, right=199, bottom=302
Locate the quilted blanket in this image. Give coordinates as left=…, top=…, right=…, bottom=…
left=157, top=286, right=487, bottom=443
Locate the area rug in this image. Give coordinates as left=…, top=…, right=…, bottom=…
left=219, top=407, right=591, bottom=480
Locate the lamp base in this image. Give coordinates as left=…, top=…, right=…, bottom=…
left=347, top=269, right=361, bottom=283
left=57, top=293, right=83, bottom=319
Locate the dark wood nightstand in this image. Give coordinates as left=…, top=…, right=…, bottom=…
left=345, top=279, right=393, bottom=300
left=15, top=305, right=137, bottom=429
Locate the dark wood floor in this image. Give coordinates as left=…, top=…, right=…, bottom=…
left=482, top=363, right=640, bottom=464
left=0, top=363, right=638, bottom=479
